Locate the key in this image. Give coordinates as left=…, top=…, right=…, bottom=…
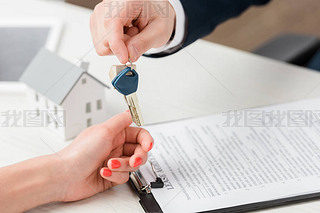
left=109, top=64, right=144, bottom=126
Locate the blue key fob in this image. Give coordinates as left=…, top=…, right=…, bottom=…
left=111, top=67, right=139, bottom=96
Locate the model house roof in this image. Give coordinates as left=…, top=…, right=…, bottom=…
left=20, top=48, right=108, bottom=104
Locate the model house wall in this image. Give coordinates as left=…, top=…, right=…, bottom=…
left=25, top=87, right=66, bottom=137
left=20, top=48, right=109, bottom=140
left=62, top=73, right=108, bottom=139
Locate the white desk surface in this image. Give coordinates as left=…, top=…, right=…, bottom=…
left=1, top=0, right=320, bottom=212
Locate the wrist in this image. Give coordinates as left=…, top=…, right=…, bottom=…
left=145, top=0, right=185, bottom=55
left=36, top=155, right=66, bottom=203
left=0, top=155, right=66, bottom=212
left=45, top=154, right=71, bottom=202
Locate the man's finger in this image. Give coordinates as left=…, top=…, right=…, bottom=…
left=126, top=19, right=171, bottom=61
left=90, top=3, right=112, bottom=56
left=125, top=26, right=139, bottom=37
left=107, top=20, right=128, bottom=63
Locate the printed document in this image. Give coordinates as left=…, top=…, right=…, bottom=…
left=140, top=98, right=320, bottom=212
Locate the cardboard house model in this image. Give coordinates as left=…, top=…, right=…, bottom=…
left=20, top=48, right=109, bottom=140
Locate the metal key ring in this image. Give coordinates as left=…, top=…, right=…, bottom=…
left=128, top=57, right=133, bottom=70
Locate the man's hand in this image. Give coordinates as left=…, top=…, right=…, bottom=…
left=90, top=0, right=176, bottom=63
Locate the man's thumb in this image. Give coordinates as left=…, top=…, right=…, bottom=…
left=126, top=21, right=170, bottom=61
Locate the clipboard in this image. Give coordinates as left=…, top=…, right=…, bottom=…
left=129, top=170, right=163, bottom=213
left=129, top=168, right=320, bottom=213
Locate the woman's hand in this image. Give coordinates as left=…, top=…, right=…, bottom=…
left=0, top=111, right=153, bottom=213
left=90, top=0, right=176, bottom=63
left=57, top=111, right=153, bottom=201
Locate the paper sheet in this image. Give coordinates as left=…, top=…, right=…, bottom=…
left=140, top=98, right=320, bottom=213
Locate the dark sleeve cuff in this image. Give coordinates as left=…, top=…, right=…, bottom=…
left=144, top=0, right=270, bottom=58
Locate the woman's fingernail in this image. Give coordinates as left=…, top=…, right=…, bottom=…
left=133, top=157, right=142, bottom=167
left=148, top=143, right=153, bottom=151
left=111, top=160, right=121, bottom=169
left=103, top=168, right=112, bottom=177
left=126, top=109, right=130, bottom=113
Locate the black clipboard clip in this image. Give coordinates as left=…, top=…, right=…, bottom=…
left=129, top=162, right=164, bottom=213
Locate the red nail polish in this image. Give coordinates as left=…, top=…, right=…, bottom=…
left=111, top=160, right=121, bottom=169
left=134, top=157, right=142, bottom=167
left=148, top=143, right=153, bottom=151
left=103, top=168, right=112, bottom=177
left=126, top=109, right=130, bottom=112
